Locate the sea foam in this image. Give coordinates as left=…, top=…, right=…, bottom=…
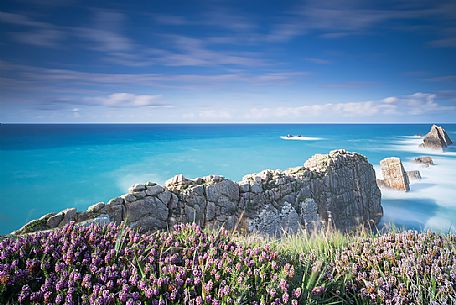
left=375, top=136, right=456, bottom=231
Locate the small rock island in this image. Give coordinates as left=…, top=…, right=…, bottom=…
left=420, top=124, right=453, bottom=150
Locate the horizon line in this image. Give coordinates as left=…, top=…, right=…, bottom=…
left=1, top=122, right=456, bottom=125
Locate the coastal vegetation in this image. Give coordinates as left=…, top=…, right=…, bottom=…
left=1, top=223, right=454, bottom=304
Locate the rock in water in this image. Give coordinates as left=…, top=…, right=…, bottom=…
left=419, top=125, right=453, bottom=150
left=406, top=170, right=422, bottom=180
left=379, top=157, right=410, bottom=191
left=414, top=156, right=434, bottom=167
left=12, top=149, right=383, bottom=235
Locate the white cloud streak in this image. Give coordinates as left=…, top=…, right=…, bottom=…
left=243, top=93, right=455, bottom=120
left=91, top=93, right=164, bottom=108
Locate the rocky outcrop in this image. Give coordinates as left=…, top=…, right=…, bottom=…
left=414, top=156, right=434, bottom=167
left=378, top=157, right=410, bottom=191
left=13, top=149, right=383, bottom=236
left=406, top=170, right=422, bottom=181
left=419, top=125, right=453, bottom=150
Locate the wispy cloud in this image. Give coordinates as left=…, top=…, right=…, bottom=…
left=426, top=75, right=456, bottom=82
left=154, top=35, right=267, bottom=67
left=31, top=93, right=169, bottom=111
left=183, top=109, right=233, bottom=121
left=76, top=10, right=133, bottom=52
left=0, top=61, right=306, bottom=92
left=90, top=93, right=165, bottom=108
left=430, top=27, right=456, bottom=48
left=321, top=81, right=379, bottom=89
left=0, top=10, right=64, bottom=47
left=152, top=5, right=257, bottom=33
left=268, top=0, right=456, bottom=42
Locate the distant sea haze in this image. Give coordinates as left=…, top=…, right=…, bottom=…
left=1, top=124, right=455, bottom=235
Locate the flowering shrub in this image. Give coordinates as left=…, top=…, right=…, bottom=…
left=0, top=223, right=454, bottom=304
left=333, top=231, right=456, bottom=305
left=0, top=223, right=297, bottom=305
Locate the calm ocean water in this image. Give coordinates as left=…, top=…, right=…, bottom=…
left=1, top=124, right=455, bottom=235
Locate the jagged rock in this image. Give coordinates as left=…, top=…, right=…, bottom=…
left=406, top=170, right=422, bottom=180
left=206, top=201, right=217, bottom=221
left=129, top=184, right=146, bottom=193
left=121, top=194, right=136, bottom=203
left=106, top=205, right=123, bottom=224
left=47, top=213, right=64, bottom=228
left=146, top=184, right=164, bottom=196
left=13, top=213, right=54, bottom=234
left=414, top=156, right=434, bottom=167
left=251, top=183, right=263, bottom=194
left=165, top=174, right=192, bottom=190
left=419, top=125, right=453, bottom=150
left=249, top=202, right=300, bottom=236
left=206, top=179, right=239, bottom=202
left=132, top=191, right=147, bottom=199
left=300, top=150, right=383, bottom=230
left=300, top=198, right=323, bottom=232
left=13, top=149, right=383, bottom=236
left=379, top=157, right=410, bottom=191
left=239, top=182, right=250, bottom=193
left=248, top=206, right=281, bottom=235
left=184, top=206, right=197, bottom=223
left=174, top=184, right=207, bottom=226
left=157, top=190, right=172, bottom=204
left=124, top=197, right=168, bottom=231
left=87, top=202, right=105, bottom=213
left=106, top=197, right=124, bottom=224
left=59, top=208, right=77, bottom=226
left=376, top=179, right=386, bottom=188
left=278, top=203, right=301, bottom=234
left=108, top=197, right=124, bottom=206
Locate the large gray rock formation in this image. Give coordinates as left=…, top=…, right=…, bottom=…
left=377, top=157, right=410, bottom=192
left=420, top=125, right=453, bottom=150
left=13, top=149, right=383, bottom=236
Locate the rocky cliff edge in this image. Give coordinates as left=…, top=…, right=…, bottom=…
left=13, top=149, right=383, bottom=236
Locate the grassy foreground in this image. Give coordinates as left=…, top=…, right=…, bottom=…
left=0, top=223, right=455, bottom=305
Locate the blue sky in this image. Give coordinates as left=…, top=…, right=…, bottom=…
left=0, top=0, right=455, bottom=123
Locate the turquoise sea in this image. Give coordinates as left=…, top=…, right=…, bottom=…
left=1, top=124, right=455, bottom=235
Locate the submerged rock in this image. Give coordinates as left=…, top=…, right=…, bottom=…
left=414, top=156, right=434, bottom=167
left=419, top=125, right=453, bottom=150
left=379, top=157, right=410, bottom=191
left=406, top=170, right=422, bottom=181
left=12, top=149, right=383, bottom=235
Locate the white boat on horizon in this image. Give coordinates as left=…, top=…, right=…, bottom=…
left=280, top=134, right=323, bottom=141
